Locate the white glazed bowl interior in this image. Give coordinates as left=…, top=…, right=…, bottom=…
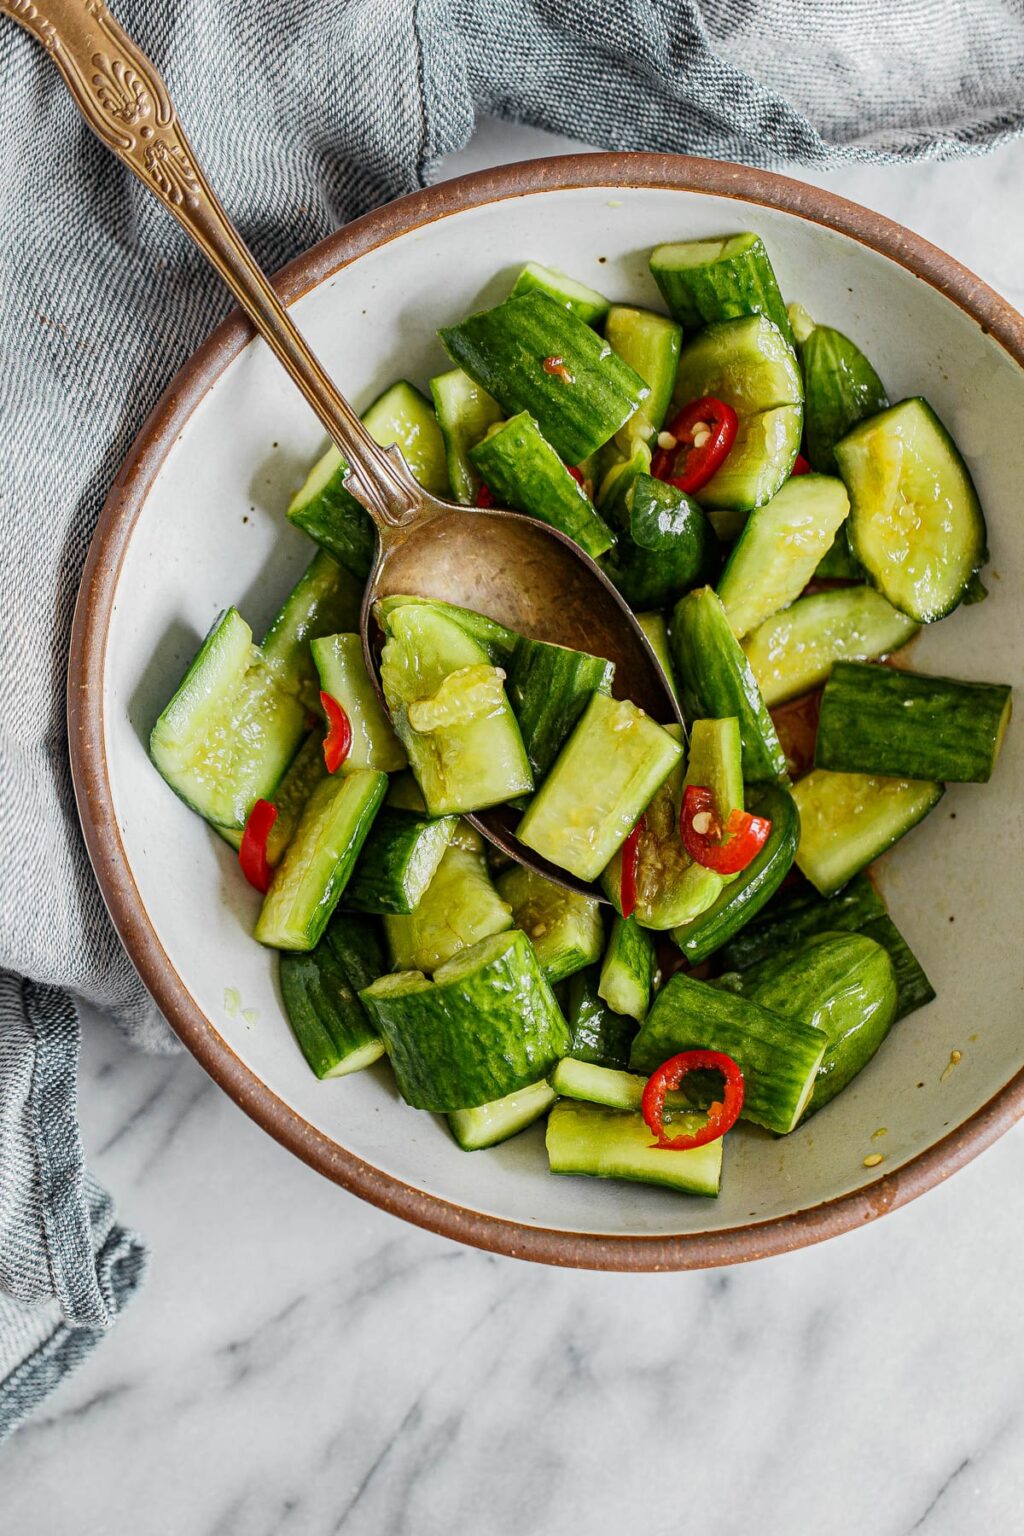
left=102, top=176, right=1023, bottom=1251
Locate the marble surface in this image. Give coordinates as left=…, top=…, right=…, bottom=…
left=5, top=122, right=1024, bottom=1532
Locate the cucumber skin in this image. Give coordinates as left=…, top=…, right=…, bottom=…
left=383, top=843, right=512, bottom=974
left=448, top=1080, right=557, bottom=1150
left=671, top=587, right=787, bottom=783
left=373, top=595, right=517, bottom=665
left=279, top=912, right=386, bottom=1079
left=599, top=916, right=655, bottom=1022
left=734, top=932, right=897, bottom=1117
left=604, top=305, right=683, bottom=448
left=859, top=914, right=936, bottom=1022
left=440, top=291, right=651, bottom=464
left=429, top=368, right=503, bottom=505
left=470, top=412, right=615, bottom=559
left=650, top=234, right=794, bottom=346
left=343, top=808, right=457, bottom=915
left=288, top=466, right=376, bottom=580
left=506, top=634, right=615, bottom=783
left=565, top=968, right=637, bottom=1070
left=799, top=323, right=889, bottom=475
left=311, top=632, right=406, bottom=774
left=510, top=263, right=610, bottom=326
left=671, top=784, right=800, bottom=964
left=602, top=474, right=719, bottom=611
left=792, top=770, right=944, bottom=897
left=255, top=769, right=388, bottom=951
left=361, top=930, right=571, bottom=1111
left=545, top=1099, right=722, bottom=1197
left=630, top=972, right=826, bottom=1135
left=718, top=871, right=885, bottom=972
left=261, top=552, right=364, bottom=706
left=815, top=662, right=1012, bottom=784
left=496, top=865, right=604, bottom=985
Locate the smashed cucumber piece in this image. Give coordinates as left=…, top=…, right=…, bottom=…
left=496, top=865, right=604, bottom=984
left=383, top=840, right=512, bottom=975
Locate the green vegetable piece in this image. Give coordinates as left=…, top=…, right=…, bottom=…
left=549, top=1057, right=690, bottom=1114
left=279, top=912, right=387, bottom=1079
left=509, top=262, right=610, bottom=326
left=383, top=840, right=512, bottom=974
left=564, top=967, right=637, bottom=1070
left=630, top=972, right=826, bottom=1135
left=439, top=291, right=651, bottom=464
left=604, top=304, right=683, bottom=449
left=791, top=769, right=944, bottom=897
left=261, top=551, right=364, bottom=707
left=255, top=768, right=388, bottom=951
left=517, top=692, right=683, bottom=883
left=671, top=587, right=787, bottom=782
left=859, top=914, right=936, bottom=1022
left=795, top=315, right=889, bottom=475
left=815, top=662, right=1012, bottom=784
left=598, top=916, right=654, bottom=1022
left=506, top=633, right=614, bottom=784
left=470, top=411, right=616, bottom=559
left=218, top=732, right=326, bottom=862
left=430, top=367, right=504, bottom=505
left=602, top=473, right=718, bottom=610
left=545, top=1099, right=722, bottom=1197
left=288, top=381, right=449, bottom=577
left=717, top=871, right=885, bottom=972
left=636, top=612, right=680, bottom=704
left=373, top=594, right=517, bottom=664
left=742, top=587, right=919, bottom=709
left=361, top=929, right=571, bottom=1111
left=343, top=808, right=457, bottom=915
left=651, top=233, right=793, bottom=345
left=311, top=632, right=406, bottom=773
left=448, top=1081, right=557, bottom=1151
left=497, top=865, right=604, bottom=984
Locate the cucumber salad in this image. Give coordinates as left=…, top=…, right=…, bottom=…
left=151, top=233, right=1012, bottom=1199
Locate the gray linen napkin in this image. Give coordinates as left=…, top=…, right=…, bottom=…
left=2, top=0, right=1022, bottom=1443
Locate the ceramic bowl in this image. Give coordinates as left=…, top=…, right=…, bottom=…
left=70, top=154, right=1024, bottom=1269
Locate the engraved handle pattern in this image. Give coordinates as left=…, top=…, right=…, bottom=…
left=0, top=0, right=420, bottom=526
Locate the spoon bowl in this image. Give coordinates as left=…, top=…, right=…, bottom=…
left=360, top=487, right=682, bottom=896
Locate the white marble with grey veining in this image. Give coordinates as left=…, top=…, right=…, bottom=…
left=4, top=123, right=1024, bottom=1533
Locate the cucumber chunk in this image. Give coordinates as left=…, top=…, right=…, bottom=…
left=718, top=871, right=886, bottom=972
left=630, top=972, right=826, bottom=1135
left=510, top=262, right=610, bottom=326
left=813, top=523, right=864, bottom=581
left=564, top=968, right=637, bottom=1069
left=595, top=437, right=652, bottom=525
left=496, top=865, right=604, bottom=984
left=671, top=315, right=803, bottom=512
left=429, top=367, right=503, bottom=505
left=734, top=932, right=897, bottom=1117
left=602, top=473, right=718, bottom=611
left=717, top=474, right=851, bottom=639
left=374, top=594, right=517, bottom=664
left=598, top=916, right=655, bottom=1022
left=380, top=604, right=532, bottom=815
left=516, top=692, right=683, bottom=882
left=545, top=1100, right=722, bottom=1197
left=361, top=929, right=571, bottom=1111
left=506, top=634, right=614, bottom=784
left=261, top=551, right=364, bottom=706
left=311, top=633, right=406, bottom=773
left=671, top=587, right=787, bottom=782
left=255, top=768, right=388, bottom=951
left=651, top=233, right=793, bottom=345
left=344, top=808, right=457, bottom=915
left=604, top=305, right=683, bottom=449
left=636, top=612, right=680, bottom=704
left=470, top=411, right=615, bottom=558
left=549, top=1057, right=692, bottom=1114
left=602, top=722, right=724, bottom=927
left=448, top=1080, right=557, bottom=1151
left=279, top=912, right=386, bottom=1079
left=793, top=312, right=889, bottom=475
left=288, top=381, right=449, bottom=577
left=150, top=608, right=307, bottom=830
left=439, top=291, right=651, bottom=464
left=835, top=398, right=987, bottom=623
left=383, top=840, right=512, bottom=974
left=859, top=914, right=936, bottom=1022
left=217, top=731, right=325, bottom=863
left=815, top=662, right=1012, bottom=784
left=743, top=587, right=919, bottom=708
left=791, top=769, right=944, bottom=897
left=671, top=783, right=800, bottom=963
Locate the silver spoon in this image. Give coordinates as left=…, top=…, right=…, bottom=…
left=6, top=0, right=681, bottom=897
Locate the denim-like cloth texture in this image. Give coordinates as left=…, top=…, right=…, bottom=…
left=1, top=0, right=1022, bottom=1443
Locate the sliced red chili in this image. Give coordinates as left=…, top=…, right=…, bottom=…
left=320, top=690, right=353, bottom=774
left=239, top=798, right=278, bottom=894
left=475, top=481, right=494, bottom=508
left=619, top=814, right=646, bottom=920
left=566, top=464, right=584, bottom=485
left=680, top=784, right=772, bottom=875
left=651, top=396, right=738, bottom=494
left=642, top=1049, right=744, bottom=1150
left=791, top=453, right=812, bottom=476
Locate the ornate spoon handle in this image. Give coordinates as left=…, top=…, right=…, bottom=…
left=1, top=0, right=420, bottom=526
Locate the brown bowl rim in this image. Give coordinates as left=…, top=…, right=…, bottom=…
left=68, top=151, right=1024, bottom=1272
